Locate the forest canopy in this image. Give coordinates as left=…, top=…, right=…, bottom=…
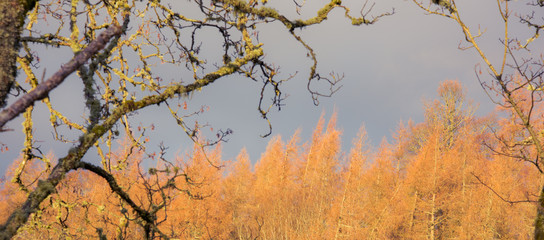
left=0, top=80, right=540, bottom=239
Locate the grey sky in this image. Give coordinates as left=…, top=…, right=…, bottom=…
left=1, top=0, right=540, bottom=173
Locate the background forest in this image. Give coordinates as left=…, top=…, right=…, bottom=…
left=1, top=80, right=540, bottom=239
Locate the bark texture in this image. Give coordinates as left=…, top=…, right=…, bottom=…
left=0, top=0, right=27, bottom=108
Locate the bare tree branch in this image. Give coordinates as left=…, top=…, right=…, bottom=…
left=0, top=24, right=123, bottom=130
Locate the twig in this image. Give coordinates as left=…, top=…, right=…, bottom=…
left=471, top=172, right=536, bottom=205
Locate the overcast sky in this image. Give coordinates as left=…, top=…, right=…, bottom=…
left=1, top=0, right=541, bottom=173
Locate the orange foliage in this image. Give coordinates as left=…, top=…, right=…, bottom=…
left=0, top=80, right=541, bottom=239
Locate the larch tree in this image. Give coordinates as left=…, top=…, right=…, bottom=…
left=169, top=143, right=226, bottom=239
left=332, top=126, right=370, bottom=240
left=410, top=0, right=544, bottom=237
left=222, top=148, right=259, bottom=240
left=252, top=134, right=299, bottom=239
left=0, top=0, right=390, bottom=238
left=388, top=80, right=487, bottom=238
left=295, top=114, right=342, bottom=239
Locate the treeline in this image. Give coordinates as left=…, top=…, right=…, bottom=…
left=0, top=80, right=539, bottom=239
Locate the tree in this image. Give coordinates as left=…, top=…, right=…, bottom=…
left=295, top=114, right=342, bottom=239
left=252, top=134, right=299, bottom=239
left=221, top=148, right=259, bottom=239
left=410, top=0, right=544, bottom=237
left=166, top=143, right=226, bottom=239
left=0, top=0, right=391, bottom=238
left=332, top=126, right=370, bottom=239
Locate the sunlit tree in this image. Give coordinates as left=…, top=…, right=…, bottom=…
left=222, top=148, right=259, bottom=239
left=252, top=134, right=299, bottom=239
left=410, top=0, right=544, bottom=236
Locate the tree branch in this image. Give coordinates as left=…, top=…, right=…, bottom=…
left=0, top=24, right=123, bottom=130
left=471, top=172, right=536, bottom=205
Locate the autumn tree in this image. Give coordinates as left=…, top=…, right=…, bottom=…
left=415, top=81, right=474, bottom=239
left=252, top=134, right=299, bottom=239
left=332, top=126, right=371, bottom=239
left=163, top=143, right=226, bottom=239
left=293, top=114, right=343, bottom=238
left=222, top=148, right=259, bottom=239
left=0, top=0, right=391, bottom=238
left=410, top=0, right=544, bottom=236
left=333, top=132, right=405, bottom=239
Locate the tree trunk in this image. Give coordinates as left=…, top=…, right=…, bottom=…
left=535, top=186, right=544, bottom=239
left=0, top=0, right=36, bottom=108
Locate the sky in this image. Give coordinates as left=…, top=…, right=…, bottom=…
left=1, top=0, right=542, bottom=173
